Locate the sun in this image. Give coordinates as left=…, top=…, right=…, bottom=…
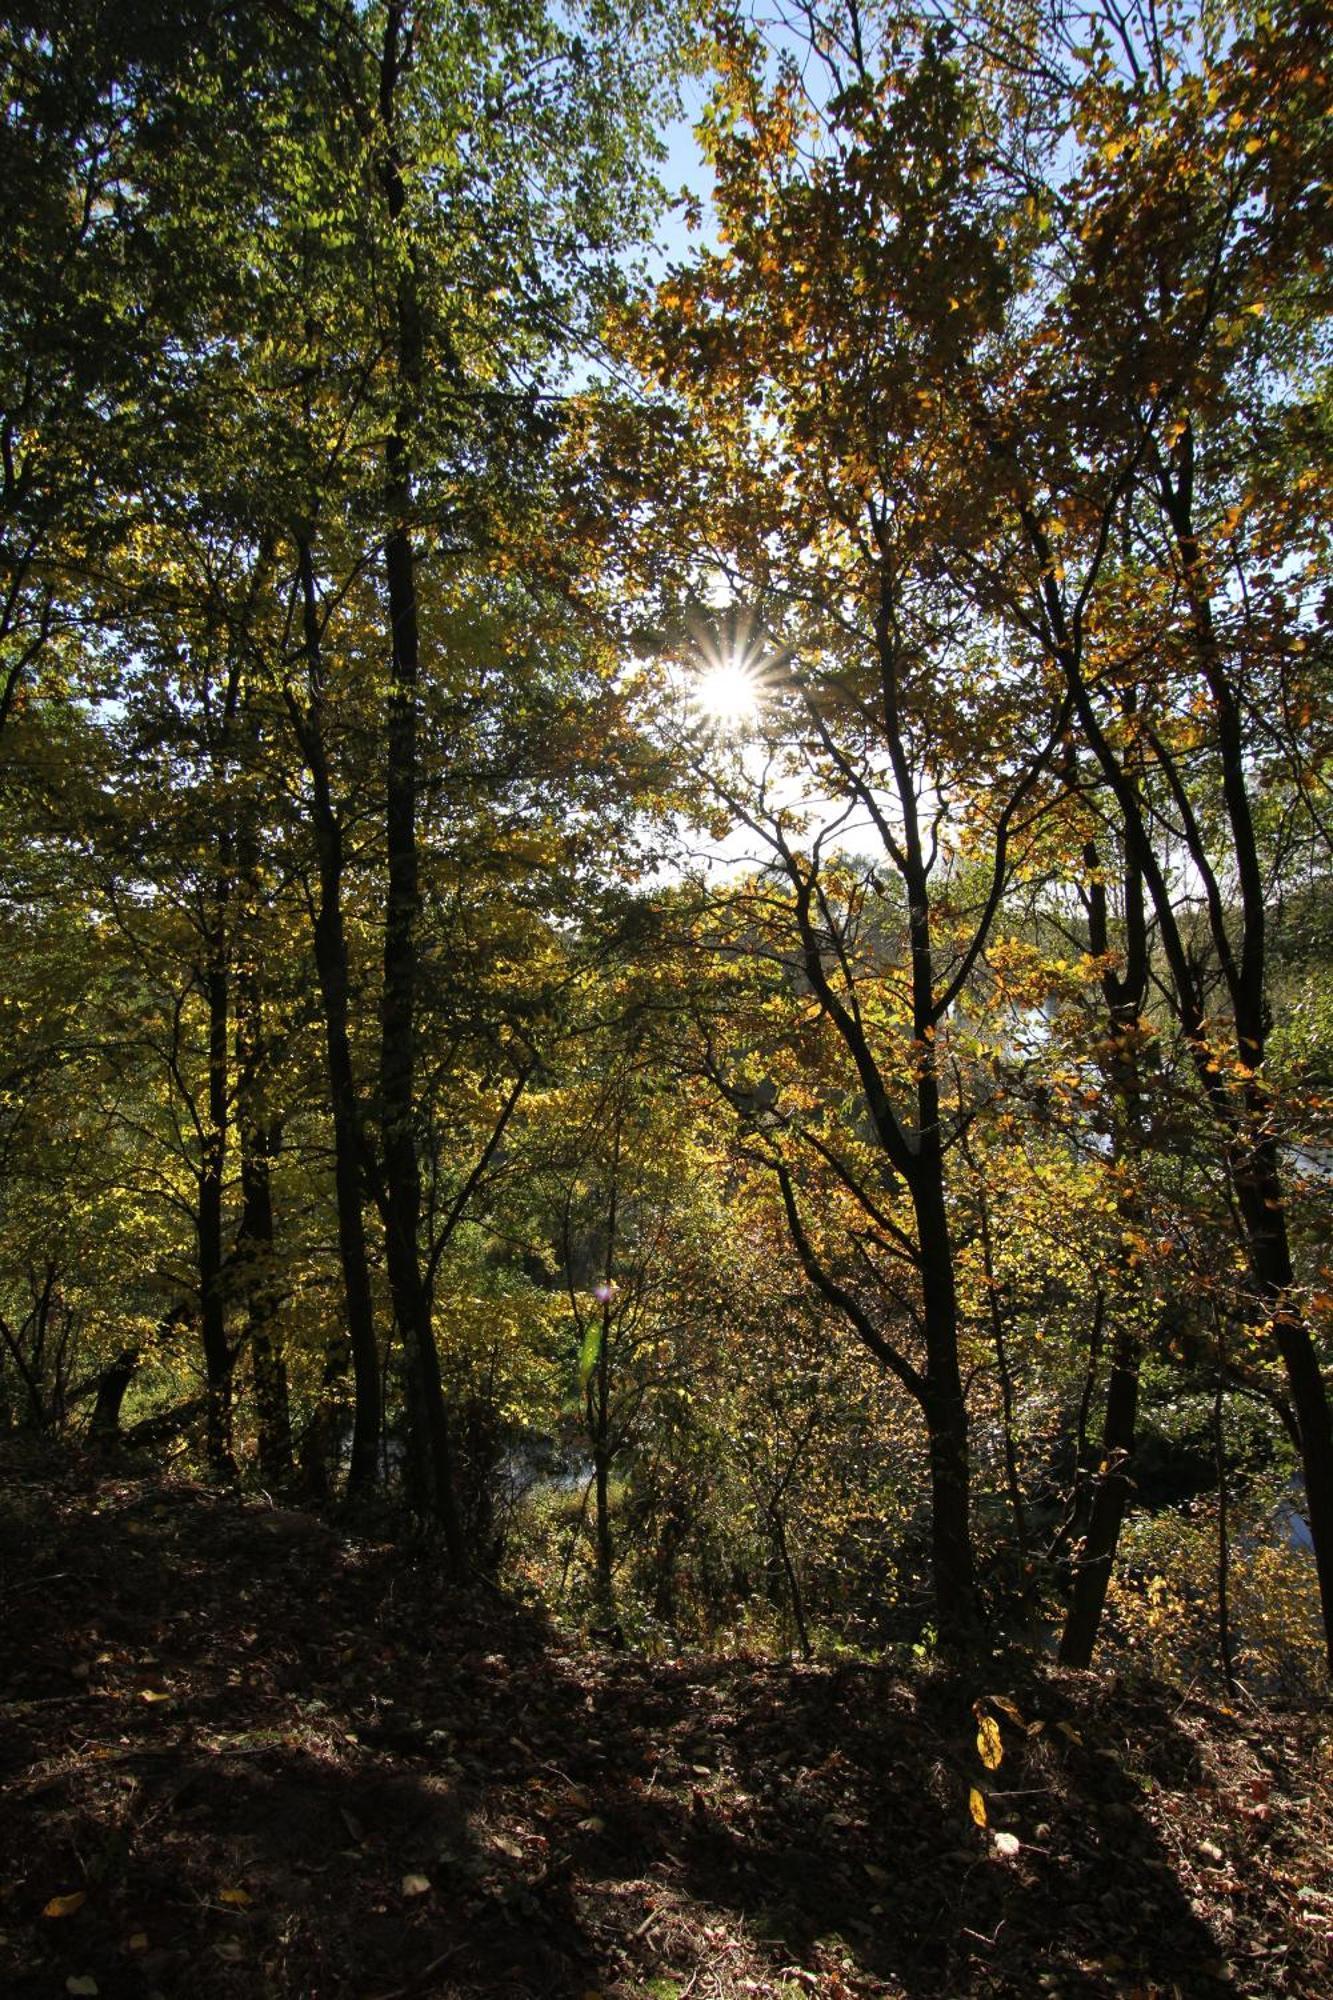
left=693, top=654, right=760, bottom=727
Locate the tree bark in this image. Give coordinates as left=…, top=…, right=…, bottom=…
left=89, top=1348, right=140, bottom=1442
left=290, top=535, right=382, bottom=1501
left=1027, top=456, right=1333, bottom=1675
left=374, top=1, right=464, bottom=1565
left=1059, top=1323, right=1140, bottom=1667
left=199, top=898, right=236, bottom=1478
left=913, top=1168, right=977, bottom=1648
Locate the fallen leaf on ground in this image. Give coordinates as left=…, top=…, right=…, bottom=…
left=43, top=1893, right=87, bottom=1919
left=401, top=1873, right=431, bottom=1897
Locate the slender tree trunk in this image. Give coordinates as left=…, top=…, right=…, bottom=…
left=1059, top=1324, right=1141, bottom=1667
left=590, top=1315, right=614, bottom=1610
left=233, top=747, right=293, bottom=1489
left=769, top=1505, right=811, bottom=1659
left=291, top=537, right=382, bottom=1501
left=974, top=1175, right=1028, bottom=1562
left=590, top=1115, right=620, bottom=1611
left=1161, top=444, right=1333, bottom=1678
left=653, top=1489, right=689, bottom=1624
left=199, top=905, right=236, bottom=1478
left=237, top=1105, right=290, bottom=1489
left=374, top=2, right=464, bottom=1567
left=1058, top=824, right=1150, bottom=1667
left=593, top=1440, right=613, bottom=1610
left=1213, top=1309, right=1237, bottom=1695
left=1037, top=449, right=1333, bottom=1677
left=914, top=1169, right=977, bottom=1647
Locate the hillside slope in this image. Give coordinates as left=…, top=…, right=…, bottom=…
left=1, top=1448, right=1330, bottom=1999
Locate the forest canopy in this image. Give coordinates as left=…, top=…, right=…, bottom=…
left=2, top=0, right=1332, bottom=1698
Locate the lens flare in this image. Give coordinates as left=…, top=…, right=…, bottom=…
left=694, top=655, right=760, bottom=725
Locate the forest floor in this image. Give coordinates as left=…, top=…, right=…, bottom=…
left=2, top=1446, right=1331, bottom=2000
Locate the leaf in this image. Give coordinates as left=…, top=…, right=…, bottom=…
left=127, top=1934, right=148, bottom=1952
left=218, top=1887, right=251, bottom=1907
left=968, top=1786, right=988, bottom=1828
left=213, top=1940, right=244, bottom=1962
left=578, top=1320, right=603, bottom=1395
left=43, top=1893, right=87, bottom=1919
left=400, top=1873, right=431, bottom=1897
left=1057, top=1721, right=1083, bottom=1746
left=138, top=1689, right=171, bottom=1704
left=988, top=1695, right=1026, bottom=1728
left=65, top=1980, right=98, bottom=1996
left=976, top=1715, right=1003, bottom=1771
left=992, top=1831, right=1021, bottom=1858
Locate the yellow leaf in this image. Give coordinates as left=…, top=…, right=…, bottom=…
left=976, top=1715, right=1003, bottom=1771
left=138, top=1689, right=170, bottom=1704
left=43, top=1892, right=87, bottom=1919
left=218, top=1887, right=251, bottom=1907
left=969, top=1786, right=988, bottom=1828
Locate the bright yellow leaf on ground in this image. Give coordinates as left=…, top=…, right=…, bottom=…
left=42, top=1892, right=87, bottom=1919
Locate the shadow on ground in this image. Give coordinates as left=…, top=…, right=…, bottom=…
left=2, top=1448, right=1325, bottom=1998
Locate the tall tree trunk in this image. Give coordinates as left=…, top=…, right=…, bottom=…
left=1158, top=437, right=1333, bottom=1676
left=1059, top=819, right=1150, bottom=1667
left=289, top=536, right=382, bottom=1501
left=233, top=737, right=293, bottom=1490
left=971, top=1164, right=1028, bottom=1565
left=235, top=1066, right=290, bottom=1487
left=1030, top=456, right=1333, bottom=1675
left=912, top=1151, right=977, bottom=1650
left=199, top=896, right=235, bottom=1478
left=375, top=1, right=464, bottom=1566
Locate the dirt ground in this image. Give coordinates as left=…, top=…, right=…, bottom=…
left=2, top=1444, right=1331, bottom=1998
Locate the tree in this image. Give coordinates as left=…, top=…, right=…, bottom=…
left=610, top=12, right=1084, bottom=1646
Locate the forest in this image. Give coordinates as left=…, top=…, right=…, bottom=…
left=1, top=2, right=1331, bottom=1995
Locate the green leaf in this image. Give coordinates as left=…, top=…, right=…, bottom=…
left=578, top=1320, right=603, bottom=1395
